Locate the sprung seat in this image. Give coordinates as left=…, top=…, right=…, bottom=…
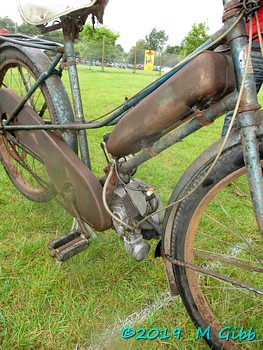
left=18, top=0, right=109, bottom=25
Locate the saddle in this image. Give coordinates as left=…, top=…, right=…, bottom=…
left=18, top=0, right=109, bottom=25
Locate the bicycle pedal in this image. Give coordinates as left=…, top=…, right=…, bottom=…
left=48, top=231, right=89, bottom=261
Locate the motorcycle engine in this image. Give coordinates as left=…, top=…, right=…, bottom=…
left=110, top=178, right=164, bottom=240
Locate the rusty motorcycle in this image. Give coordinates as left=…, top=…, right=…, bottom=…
left=0, top=0, right=262, bottom=349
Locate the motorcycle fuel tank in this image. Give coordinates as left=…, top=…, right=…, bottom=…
left=107, top=51, right=236, bottom=157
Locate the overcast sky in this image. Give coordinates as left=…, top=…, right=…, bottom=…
left=2, top=0, right=224, bottom=51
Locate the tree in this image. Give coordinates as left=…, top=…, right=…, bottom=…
left=17, top=23, right=64, bottom=43
left=126, top=39, right=145, bottom=65
left=135, top=39, right=146, bottom=50
left=165, top=45, right=180, bottom=55
left=179, top=22, right=210, bottom=57
left=76, top=25, right=121, bottom=63
left=116, top=44, right=124, bottom=53
left=40, top=31, right=64, bottom=44
left=17, top=23, right=40, bottom=36
left=79, top=24, right=119, bottom=46
left=0, top=16, right=16, bottom=33
left=144, top=28, right=168, bottom=52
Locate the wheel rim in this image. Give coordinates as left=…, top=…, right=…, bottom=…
left=0, top=135, right=52, bottom=198
left=184, top=166, right=263, bottom=349
left=0, top=59, right=54, bottom=201
left=0, top=59, right=50, bottom=119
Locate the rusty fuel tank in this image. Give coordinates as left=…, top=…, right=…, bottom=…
left=107, top=51, right=236, bottom=157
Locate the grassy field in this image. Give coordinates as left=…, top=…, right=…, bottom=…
left=0, top=66, right=262, bottom=350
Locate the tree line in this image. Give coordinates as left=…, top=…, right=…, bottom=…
left=0, top=16, right=210, bottom=64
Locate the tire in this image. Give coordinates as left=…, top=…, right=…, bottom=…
left=166, top=142, right=263, bottom=349
left=0, top=46, right=69, bottom=202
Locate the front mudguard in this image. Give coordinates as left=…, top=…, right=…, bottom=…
left=161, top=110, right=263, bottom=295
left=0, top=42, right=78, bottom=153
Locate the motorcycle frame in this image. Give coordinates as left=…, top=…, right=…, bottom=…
left=1, top=0, right=263, bottom=233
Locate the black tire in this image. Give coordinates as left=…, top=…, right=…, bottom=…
left=166, top=142, right=263, bottom=349
left=0, top=46, right=68, bottom=202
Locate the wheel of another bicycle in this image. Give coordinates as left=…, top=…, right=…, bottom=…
left=0, top=45, right=68, bottom=202
left=167, top=142, right=263, bottom=349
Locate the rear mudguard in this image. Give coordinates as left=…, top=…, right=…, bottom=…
left=0, top=88, right=111, bottom=231
left=161, top=110, right=263, bottom=295
left=0, top=42, right=78, bottom=153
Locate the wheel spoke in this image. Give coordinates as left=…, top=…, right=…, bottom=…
left=168, top=150, right=263, bottom=349
left=166, top=256, right=263, bottom=295
left=0, top=55, right=55, bottom=202
left=194, top=250, right=263, bottom=272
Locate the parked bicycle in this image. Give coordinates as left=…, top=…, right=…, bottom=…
left=0, top=0, right=262, bottom=348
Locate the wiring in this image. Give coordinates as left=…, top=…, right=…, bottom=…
left=102, top=163, right=134, bottom=231
left=102, top=11, right=255, bottom=233
left=134, top=17, right=255, bottom=229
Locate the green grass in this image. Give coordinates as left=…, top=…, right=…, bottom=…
left=0, top=65, right=262, bottom=350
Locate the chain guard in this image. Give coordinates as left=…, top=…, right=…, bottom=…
left=0, top=88, right=111, bottom=231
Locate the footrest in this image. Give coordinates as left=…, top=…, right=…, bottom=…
left=49, top=231, right=89, bottom=261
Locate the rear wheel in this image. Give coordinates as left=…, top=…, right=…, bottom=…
left=167, top=143, right=263, bottom=349
left=0, top=47, right=63, bottom=202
